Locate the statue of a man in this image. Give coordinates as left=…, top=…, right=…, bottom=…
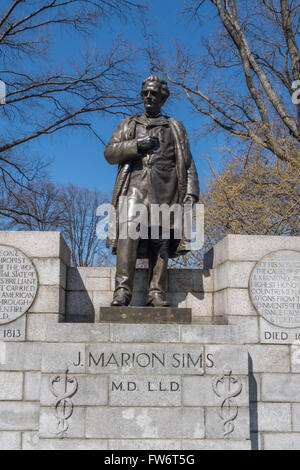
left=104, top=75, right=199, bottom=307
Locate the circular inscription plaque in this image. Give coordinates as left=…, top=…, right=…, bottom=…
left=249, top=250, right=300, bottom=328
left=0, top=245, right=38, bottom=325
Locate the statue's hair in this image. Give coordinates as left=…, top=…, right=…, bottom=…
left=141, top=75, right=170, bottom=102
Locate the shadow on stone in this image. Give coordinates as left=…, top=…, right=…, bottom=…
left=248, top=353, right=259, bottom=450
left=65, top=268, right=95, bottom=323
left=203, top=247, right=214, bottom=271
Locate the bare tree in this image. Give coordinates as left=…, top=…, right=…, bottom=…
left=0, top=179, right=64, bottom=230
left=2, top=180, right=113, bottom=266
left=0, top=0, right=144, bottom=198
left=151, top=0, right=300, bottom=166
left=172, top=145, right=300, bottom=268
left=60, top=184, right=111, bottom=266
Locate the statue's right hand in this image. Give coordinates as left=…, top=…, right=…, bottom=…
left=137, top=136, right=159, bottom=152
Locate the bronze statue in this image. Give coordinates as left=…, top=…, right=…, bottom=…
left=104, top=75, right=199, bottom=307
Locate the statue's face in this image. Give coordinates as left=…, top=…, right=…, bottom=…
left=142, top=81, right=164, bottom=116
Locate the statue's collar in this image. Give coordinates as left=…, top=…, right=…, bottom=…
left=134, top=114, right=170, bottom=126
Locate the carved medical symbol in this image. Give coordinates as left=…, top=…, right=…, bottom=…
left=49, top=369, right=78, bottom=438
left=212, top=366, right=242, bottom=438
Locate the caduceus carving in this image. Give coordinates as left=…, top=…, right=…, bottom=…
left=49, top=369, right=78, bottom=438
left=212, top=366, right=243, bottom=438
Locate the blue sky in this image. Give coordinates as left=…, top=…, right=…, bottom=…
left=28, top=0, right=224, bottom=195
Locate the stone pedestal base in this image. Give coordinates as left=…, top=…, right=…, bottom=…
left=99, top=307, right=192, bottom=324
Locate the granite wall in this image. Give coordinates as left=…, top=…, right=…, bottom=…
left=0, top=231, right=299, bottom=450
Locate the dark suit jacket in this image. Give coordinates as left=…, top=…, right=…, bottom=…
left=104, top=114, right=200, bottom=258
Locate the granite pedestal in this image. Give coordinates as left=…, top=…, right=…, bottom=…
left=0, top=231, right=299, bottom=450
left=99, top=307, right=192, bottom=324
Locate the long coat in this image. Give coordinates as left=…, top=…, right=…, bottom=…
left=104, top=114, right=200, bottom=258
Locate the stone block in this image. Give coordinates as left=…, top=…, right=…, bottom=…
left=111, top=324, right=180, bottom=343
left=0, top=343, right=41, bottom=371
left=24, top=372, right=41, bottom=401
left=65, top=314, right=95, bottom=323
left=85, top=277, right=111, bottom=291
left=227, top=316, right=259, bottom=344
left=92, top=291, right=114, bottom=311
left=41, top=375, right=108, bottom=406
left=110, top=269, right=116, bottom=291
left=86, top=407, right=205, bottom=439
left=66, top=268, right=85, bottom=291
left=261, top=321, right=300, bottom=345
left=109, top=440, right=182, bottom=450
left=261, top=374, right=300, bottom=402
left=249, top=373, right=261, bottom=402
left=181, top=325, right=242, bottom=344
left=0, top=231, right=70, bottom=265
left=22, top=433, right=108, bottom=450
left=109, top=376, right=181, bottom=406
left=0, top=372, right=23, bottom=400
left=182, top=440, right=251, bottom=450
left=82, top=267, right=111, bottom=278
left=192, top=316, right=227, bottom=325
left=67, top=267, right=111, bottom=291
left=32, top=258, right=66, bottom=288
left=41, top=343, right=85, bottom=373
left=133, top=269, right=148, bottom=293
left=183, top=376, right=249, bottom=407
left=88, top=344, right=204, bottom=375
left=0, top=316, right=26, bottom=342
left=130, top=292, right=148, bottom=307
left=66, top=291, right=94, bottom=316
left=292, top=404, right=300, bottom=431
left=209, top=234, right=300, bottom=268
left=26, top=314, right=63, bottom=341
left=291, top=345, right=300, bottom=373
left=46, top=323, right=109, bottom=343
left=0, top=402, right=39, bottom=430
left=263, top=433, right=300, bottom=450
left=205, top=346, right=249, bottom=375
left=248, top=345, right=290, bottom=373
left=168, top=269, right=214, bottom=293
left=205, top=407, right=250, bottom=439
left=21, top=432, right=40, bottom=450
left=0, top=432, right=21, bottom=450
left=214, top=288, right=257, bottom=316
left=165, top=293, right=187, bottom=308
left=39, top=406, right=85, bottom=438
left=0, top=343, right=6, bottom=365
left=251, top=403, right=291, bottom=432
left=29, top=286, right=65, bottom=314
left=214, top=261, right=255, bottom=291
left=185, top=293, right=213, bottom=317
left=38, top=439, right=108, bottom=450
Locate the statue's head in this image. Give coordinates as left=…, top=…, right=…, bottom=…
left=141, top=75, right=170, bottom=116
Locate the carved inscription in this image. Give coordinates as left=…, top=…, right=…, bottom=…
left=0, top=245, right=38, bottom=324
left=49, top=370, right=78, bottom=438
left=85, top=345, right=212, bottom=375
left=212, top=367, right=242, bottom=438
left=250, top=250, right=300, bottom=328
left=109, top=376, right=182, bottom=406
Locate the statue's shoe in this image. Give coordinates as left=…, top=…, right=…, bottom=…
left=146, top=293, right=170, bottom=308
left=111, top=289, right=131, bottom=307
